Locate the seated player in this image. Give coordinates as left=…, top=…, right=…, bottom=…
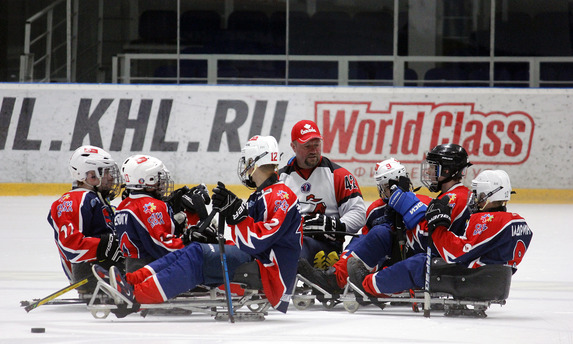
left=94, top=135, right=303, bottom=315
left=115, top=154, right=212, bottom=272
left=47, top=145, right=123, bottom=297
left=348, top=170, right=533, bottom=298
left=298, top=157, right=431, bottom=294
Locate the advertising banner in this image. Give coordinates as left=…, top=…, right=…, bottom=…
left=1, top=84, right=571, bottom=190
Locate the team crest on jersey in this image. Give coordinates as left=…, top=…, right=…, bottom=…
left=147, top=212, right=165, bottom=228
left=58, top=194, right=70, bottom=202
left=274, top=199, right=289, bottom=213
left=481, top=214, right=494, bottom=223
left=473, top=223, right=488, bottom=236
left=301, top=182, right=311, bottom=193
left=276, top=190, right=289, bottom=199
left=143, top=202, right=157, bottom=214
left=305, top=194, right=326, bottom=214
left=57, top=200, right=73, bottom=217
left=445, top=193, right=457, bottom=204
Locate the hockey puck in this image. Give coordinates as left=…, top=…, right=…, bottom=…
left=31, top=327, right=45, bottom=333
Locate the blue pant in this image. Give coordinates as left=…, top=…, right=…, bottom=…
left=372, top=253, right=426, bottom=294
left=148, top=242, right=253, bottom=300
left=351, top=223, right=394, bottom=269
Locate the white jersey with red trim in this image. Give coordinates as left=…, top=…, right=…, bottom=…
left=279, top=156, right=366, bottom=233
left=114, top=194, right=185, bottom=261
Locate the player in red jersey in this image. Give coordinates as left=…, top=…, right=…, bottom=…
left=47, top=145, right=123, bottom=296
left=298, top=157, right=430, bottom=293
left=279, top=120, right=366, bottom=270
left=114, top=154, right=212, bottom=272
left=349, top=169, right=532, bottom=297
left=298, top=144, right=473, bottom=294
left=94, top=136, right=303, bottom=315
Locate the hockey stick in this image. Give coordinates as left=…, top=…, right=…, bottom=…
left=217, top=212, right=235, bottom=323
left=423, top=234, right=432, bottom=318
left=23, top=275, right=95, bottom=312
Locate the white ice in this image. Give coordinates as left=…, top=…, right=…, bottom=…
left=1, top=196, right=572, bottom=344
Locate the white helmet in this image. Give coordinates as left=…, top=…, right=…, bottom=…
left=237, top=135, right=281, bottom=188
left=121, top=155, right=174, bottom=199
left=68, top=145, right=121, bottom=199
left=374, top=158, right=408, bottom=198
left=469, top=169, right=512, bottom=211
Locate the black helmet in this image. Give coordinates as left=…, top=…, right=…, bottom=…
left=421, top=143, right=472, bottom=192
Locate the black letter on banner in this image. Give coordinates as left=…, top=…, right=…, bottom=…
left=0, top=97, right=16, bottom=150
left=13, top=98, right=41, bottom=150
left=270, top=101, right=288, bottom=143
left=70, top=98, right=113, bottom=150
left=208, top=100, right=248, bottom=152
left=248, top=101, right=267, bottom=139
left=151, top=99, right=178, bottom=151
left=110, top=99, right=151, bottom=151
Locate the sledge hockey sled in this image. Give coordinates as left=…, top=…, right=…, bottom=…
left=87, top=261, right=271, bottom=321
left=292, top=273, right=342, bottom=310
left=340, top=260, right=513, bottom=318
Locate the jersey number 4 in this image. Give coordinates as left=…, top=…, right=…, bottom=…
left=344, top=175, right=358, bottom=190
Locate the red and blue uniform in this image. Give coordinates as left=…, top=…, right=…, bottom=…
left=363, top=208, right=533, bottom=296
left=126, top=175, right=303, bottom=313
left=362, top=198, right=387, bottom=236
left=114, top=194, right=185, bottom=262
left=47, top=188, right=115, bottom=282
left=329, top=183, right=469, bottom=289
left=405, top=183, right=470, bottom=254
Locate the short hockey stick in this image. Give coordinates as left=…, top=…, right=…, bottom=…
left=423, top=236, right=432, bottom=318
left=217, top=212, right=235, bottom=323
left=24, top=275, right=94, bottom=312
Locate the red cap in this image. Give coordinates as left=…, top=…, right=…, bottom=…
left=291, top=120, right=323, bottom=143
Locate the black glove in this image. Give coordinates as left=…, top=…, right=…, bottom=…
left=181, top=192, right=209, bottom=220
left=182, top=220, right=218, bottom=245
left=97, top=233, right=123, bottom=263
left=212, top=182, right=248, bottom=225
left=425, top=196, right=452, bottom=234
left=388, top=175, right=411, bottom=192
left=302, top=213, right=346, bottom=242
left=384, top=207, right=405, bottom=232
left=173, top=211, right=187, bottom=236
left=189, top=184, right=211, bottom=205
left=121, top=188, right=130, bottom=200
left=164, top=186, right=190, bottom=213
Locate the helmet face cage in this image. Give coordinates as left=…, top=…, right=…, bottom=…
left=421, top=159, right=441, bottom=192
left=467, top=170, right=511, bottom=212
left=157, top=170, right=175, bottom=199
left=421, top=144, right=470, bottom=192
left=68, top=145, right=122, bottom=199
left=96, top=164, right=122, bottom=200
left=237, top=155, right=259, bottom=189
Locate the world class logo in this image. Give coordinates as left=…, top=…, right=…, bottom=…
left=314, top=101, right=535, bottom=165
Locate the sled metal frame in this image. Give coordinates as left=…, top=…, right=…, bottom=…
left=339, top=279, right=506, bottom=318
left=292, top=274, right=506, bottom=318
left=292, top=274, right=342, bottom=310
left=86, top=279, right=271, bottom=321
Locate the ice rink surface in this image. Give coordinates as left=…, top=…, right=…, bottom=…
left=1, top=196, right=572, bottom=344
